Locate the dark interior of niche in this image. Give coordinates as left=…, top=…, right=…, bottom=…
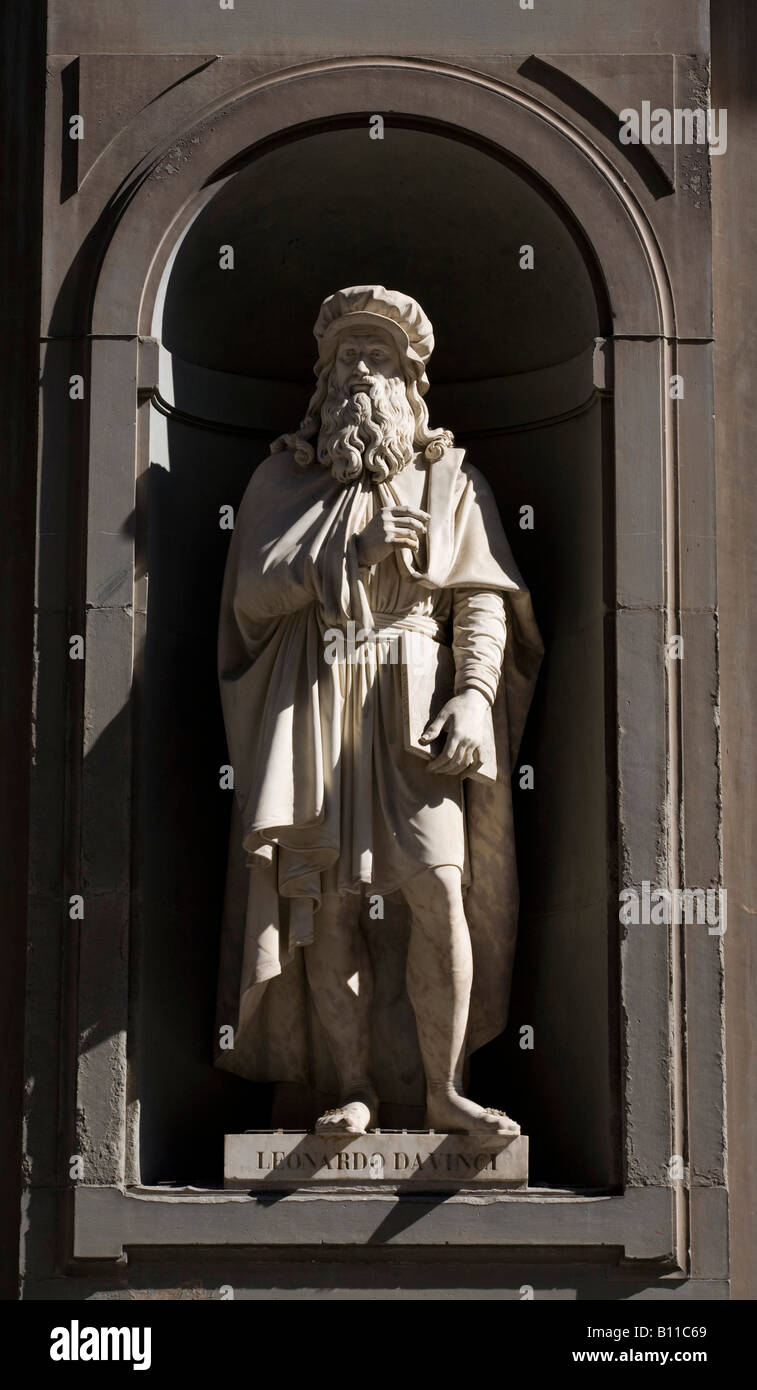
left=131, top=122, right=616, bottom=1190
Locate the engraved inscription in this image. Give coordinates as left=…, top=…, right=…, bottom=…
left=225, top=1132, right=529, bottom=1189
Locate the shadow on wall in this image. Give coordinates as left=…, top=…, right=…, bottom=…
left=136, top=449, right=274, bottom=1185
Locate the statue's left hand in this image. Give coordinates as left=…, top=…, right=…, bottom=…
left=420, top=689, right=490, bottom=775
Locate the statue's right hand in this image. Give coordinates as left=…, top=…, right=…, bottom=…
left=354, top=507, right=429, bottom=567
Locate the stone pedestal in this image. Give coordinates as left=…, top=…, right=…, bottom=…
left=224, top=1130, right=528, bottom=1190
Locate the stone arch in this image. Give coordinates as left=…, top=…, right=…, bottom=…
left=83, top=59, right=673, bottom=337
left=76, top=60, right=681, bottom=1202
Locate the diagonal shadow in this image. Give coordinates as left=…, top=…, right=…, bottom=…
left=519, top=56, right=675, bottom=200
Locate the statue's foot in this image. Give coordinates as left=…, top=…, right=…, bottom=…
left=315, top=1086, right=378, bottom=1137
left=425, top=1091, right=521, bottom=1138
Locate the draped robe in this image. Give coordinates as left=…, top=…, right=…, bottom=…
left=214, top=444, right=542, bottom=1106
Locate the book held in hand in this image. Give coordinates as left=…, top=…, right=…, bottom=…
left=399, top=629, right=497, bottom=784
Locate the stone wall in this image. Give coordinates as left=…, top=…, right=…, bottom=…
left=2, top=0, right=752, bottom=1300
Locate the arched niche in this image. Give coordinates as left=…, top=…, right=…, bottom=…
left=74, top=62, right=685, bottom=1263
left=138, top=119, right=612, bottom=1187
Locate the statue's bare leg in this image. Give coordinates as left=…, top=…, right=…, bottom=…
left=305, top=891, right=378, bottom=1135
left=401, top=865, right=520, bottom=1137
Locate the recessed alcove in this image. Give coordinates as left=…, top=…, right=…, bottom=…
left=137, top=122, right=614, bottom=1189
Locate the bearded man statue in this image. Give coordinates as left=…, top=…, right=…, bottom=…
left=215, top=286, right=543, bottom=1139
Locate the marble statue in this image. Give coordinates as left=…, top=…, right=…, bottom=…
left=215, top=286, right=542, bottom=1138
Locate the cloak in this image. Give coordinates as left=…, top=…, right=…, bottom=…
left=214, top=445, right=542, bottom=1107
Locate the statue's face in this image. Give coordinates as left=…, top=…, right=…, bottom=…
left=332, top=330, right=403, bottom=394
left=317, top=327, right=415, bottom=483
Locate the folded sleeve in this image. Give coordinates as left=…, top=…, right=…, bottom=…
left=452, top=588, right=507, bottom=704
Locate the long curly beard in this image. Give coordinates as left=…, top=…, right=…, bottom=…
left=317, top=374, right=417, bottom=484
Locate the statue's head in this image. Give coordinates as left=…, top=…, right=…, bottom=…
left=272, top=285, right=453, bottom=483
